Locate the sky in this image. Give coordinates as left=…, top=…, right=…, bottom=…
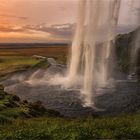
left=0, top=0, right=139, bottom=43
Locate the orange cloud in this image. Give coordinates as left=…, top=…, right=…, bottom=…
left=0, top=23, right=72, bottom=43
left=0, top=28, right=68, bottom=43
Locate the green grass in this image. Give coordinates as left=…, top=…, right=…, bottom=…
left=55, top=55, right=67, bottom=65
left=0, top=55, right=67, bottom=78
left=0, top=111, right=140, bottom=140
left=0, top=85, right=140, bottom=139
left=0, top=56, right=40, bottom=76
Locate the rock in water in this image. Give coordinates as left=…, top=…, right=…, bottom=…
left=47, top=58, right=57, bottom=66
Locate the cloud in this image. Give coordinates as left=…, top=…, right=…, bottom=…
left=22, top=23, right=75, bottom=38
left=0, top=23, right=73, bottom=36
left=0, top=25, right=26, bottom=33
left=0, top=23, right=73, bottom=43
left=38, top=23, right=75, bottom=38
left=0, top=14, right=29, bottom=20
left=0, top=22, right=139, bottom=43
left=0, top=22, right=138, bottom=38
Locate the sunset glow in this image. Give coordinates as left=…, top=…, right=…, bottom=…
left=0, top=0, right=139, bottom=43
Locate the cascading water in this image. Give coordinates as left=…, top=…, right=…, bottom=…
left=130, top=28, right=140, bottom=76
left=130, top=17, right=140, bottom=75
left=66, top=0, right=121, bottom=106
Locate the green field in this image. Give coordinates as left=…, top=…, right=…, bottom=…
left=0, top=113, right=140, bottom=140
left=0, top=46, right=68, bottom=77
left=0, top=56, right=40, bottom=77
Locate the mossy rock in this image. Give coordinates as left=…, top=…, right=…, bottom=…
left=46, top=109, right=61, bottom=117
left=3, top=102, right=15, bottom=108
left=0, top=94, right=5, bottom=100
left=33, top=60, right=48, bottom=69
left=0, top=85, right=4, bottom=91
left=10, top=94, right=20, bottom=102
left=115, top=27, right=140, bottom=73
left=28, top=101, right=46, bottom=117
left=22, top=100, right=28, bottom=105
left=0, top=86, right=61, bottom=119
left=29, top=101, right=46, bottom=111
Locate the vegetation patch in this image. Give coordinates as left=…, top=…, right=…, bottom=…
left=0, top=85, right=60, bottom=120
left=0, top=56, right=40, bottom=77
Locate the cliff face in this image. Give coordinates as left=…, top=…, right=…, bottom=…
left=115, top=27, right=140, bottom=73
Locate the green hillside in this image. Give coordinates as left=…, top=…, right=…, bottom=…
left=0, top=85, right=140, bottom=139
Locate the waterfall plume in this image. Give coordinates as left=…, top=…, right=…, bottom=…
left=67, top=0, right=121, bottom=106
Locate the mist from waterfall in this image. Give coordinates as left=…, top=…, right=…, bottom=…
left=130, top=28, right=140, bottom=75
left=130, top=3, right=140, bottom=75
left=66, top=0, right=121, bottom=106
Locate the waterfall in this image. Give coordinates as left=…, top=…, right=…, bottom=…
left=67, top=0, right=121, bottom=106
left=130, top=1, right=140, bottom=75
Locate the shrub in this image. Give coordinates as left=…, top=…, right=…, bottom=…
left=28, top=101, right=46, bottom=117
left=29, top=101, right=46, bottom=111
left=0, top=85, right=4, bottom=91
left=46, top=109, right=61, bottom=117
left=11, top=94, right=20, bottom=102
left=22, top=100, right=28, bottom=104
left=0, top=93, right=5, bottom=100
